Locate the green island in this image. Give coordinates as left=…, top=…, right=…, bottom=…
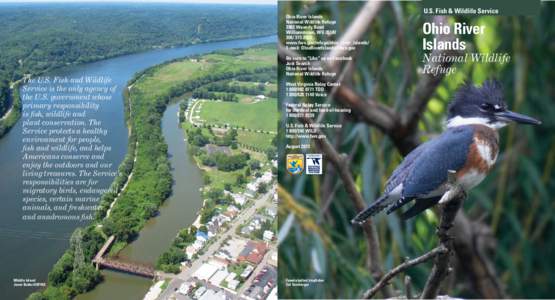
left=0, top=3, right=276, bottom=138
left=29, top=45, right=277, bottom=300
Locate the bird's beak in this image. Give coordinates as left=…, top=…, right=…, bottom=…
left=495, top=110, right=542, bottom=125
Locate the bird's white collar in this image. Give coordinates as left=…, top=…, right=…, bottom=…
left=446, top=116, right=506, bottom=129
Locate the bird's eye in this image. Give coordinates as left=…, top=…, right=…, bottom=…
left=480, top=103, right=494, bottom=111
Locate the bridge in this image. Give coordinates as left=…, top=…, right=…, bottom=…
left=93, top=235, right=155, bottom=278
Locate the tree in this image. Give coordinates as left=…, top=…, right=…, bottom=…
left=265, top=147, right=277, bottom=160
left=257, top=183, right=268, bottom=194
left=47, top=252, right=74, bottom=287
left=71, top=265, right=101, bottom=293
left=203, top=173, right=212, bottom=185
left=156, top=246, right=186, bottom=274
left=249, top=160, right=261, bottom=170
left=236, top=174, right=246, bottom=185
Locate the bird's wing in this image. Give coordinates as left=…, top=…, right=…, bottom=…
left=401, top=126, right=475, bottom=199
left=384, top=140, right=430, bottom=194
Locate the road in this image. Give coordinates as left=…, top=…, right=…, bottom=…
left=187, top=99, right=203, bottom=127
left=156, top=190, right=274, bottom=300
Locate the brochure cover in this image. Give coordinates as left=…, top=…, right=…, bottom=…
left=0, top=0, right=554, bottom=300
left=277, top=0, right=553, bottom=299
left=0, top=1, right=277, bottom=300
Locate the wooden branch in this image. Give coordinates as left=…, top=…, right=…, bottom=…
left=405, top=275, right=413, bottom=299
left=296, top=114, right=391, bottom=298
left=362, top=246, right=447, bottom=299
left=420, top=171, right=465, bottom=299
left=452, top=214, right=505, bottom=298
left=326, top=0, right=384, bottom=71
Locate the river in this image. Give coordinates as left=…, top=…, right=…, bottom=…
left=0, top=35, right=275, bottom=300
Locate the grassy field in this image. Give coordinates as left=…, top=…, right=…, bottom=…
left=197, top=99, right=277, bottom=132
left=237, top=130, right=274, bottom=150
left=135, top=47, right=275, bottom=99
left=207, top=168, right=244, bottom=191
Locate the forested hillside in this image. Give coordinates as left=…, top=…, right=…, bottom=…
left=0, top=3, right=276, bottom=134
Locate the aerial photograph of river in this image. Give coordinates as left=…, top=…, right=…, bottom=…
left=0, top=34, right=275, bottom=300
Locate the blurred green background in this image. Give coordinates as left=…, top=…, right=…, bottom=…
left=278, top=1, right=555, bottom=298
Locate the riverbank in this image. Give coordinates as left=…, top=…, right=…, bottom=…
left=0, top=81, right=21, bottom=138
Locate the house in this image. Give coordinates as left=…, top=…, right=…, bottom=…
left=238, top=241, right=268, bottom=265
left=209, top=269, right=229, bottom=286
left=225, top=272, right=237, bottom=283
left=194, top=286, right=207, bottom=299
left=199, top=289, right=226, bottom=300
left=240, top=265, right=254, bottom=279
left=220, top=214, right=232, bottom=223
left=240, top=226, right=252, bottom=236
left=260, top=171, right=273, bottom=184
left=245, top=171, right=274, bottom=197
left=228, top=279, right=240, bottom=290
left=231, top=193, right=247, bottom=206
left=228, top=205, right=239, bottom=214
left=186, top=245, right=198, bottom=259
left=196, top=231, right=209, bottom=242
left=219, top=238, right=248, bottom=263
left=246, top=182, right=257, bottom=197
left=178, top=281, right=196, bottom=295
left=192, top=263, right=219, bottom=282
left=192, top=239, right=205, bottom=251
left=215, top=250, right=232, bottom=262
left=263, top=230, right=274, bottom=242
left=265, top=207, right=277, bottom=218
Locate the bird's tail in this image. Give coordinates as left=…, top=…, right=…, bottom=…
left=351, top=196, right=389, bottom=225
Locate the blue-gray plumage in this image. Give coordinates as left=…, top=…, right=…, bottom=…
left=352, top=80, right=541, bottom=225
left=400, top=126, right=473, bottom=198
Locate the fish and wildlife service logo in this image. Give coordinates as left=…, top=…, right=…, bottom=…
left=286, top=154, right=304, bottom=175
left=306, top=153, right=323, bottom=175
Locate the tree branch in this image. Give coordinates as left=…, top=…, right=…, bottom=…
left=296, top=114, right=391, bottom=298
left=452, top=214, right=505, bottom=298
left=326, top=0, right=384, bottom=71
left=420, top=171, right=465, bottom=299
left=362, top=246, right=448, bottom=299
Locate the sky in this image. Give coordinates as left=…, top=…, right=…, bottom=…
left=0, top=0, right=276, bottom=4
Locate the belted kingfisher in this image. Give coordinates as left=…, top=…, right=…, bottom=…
left=352, top=80, right=541, bottom=224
